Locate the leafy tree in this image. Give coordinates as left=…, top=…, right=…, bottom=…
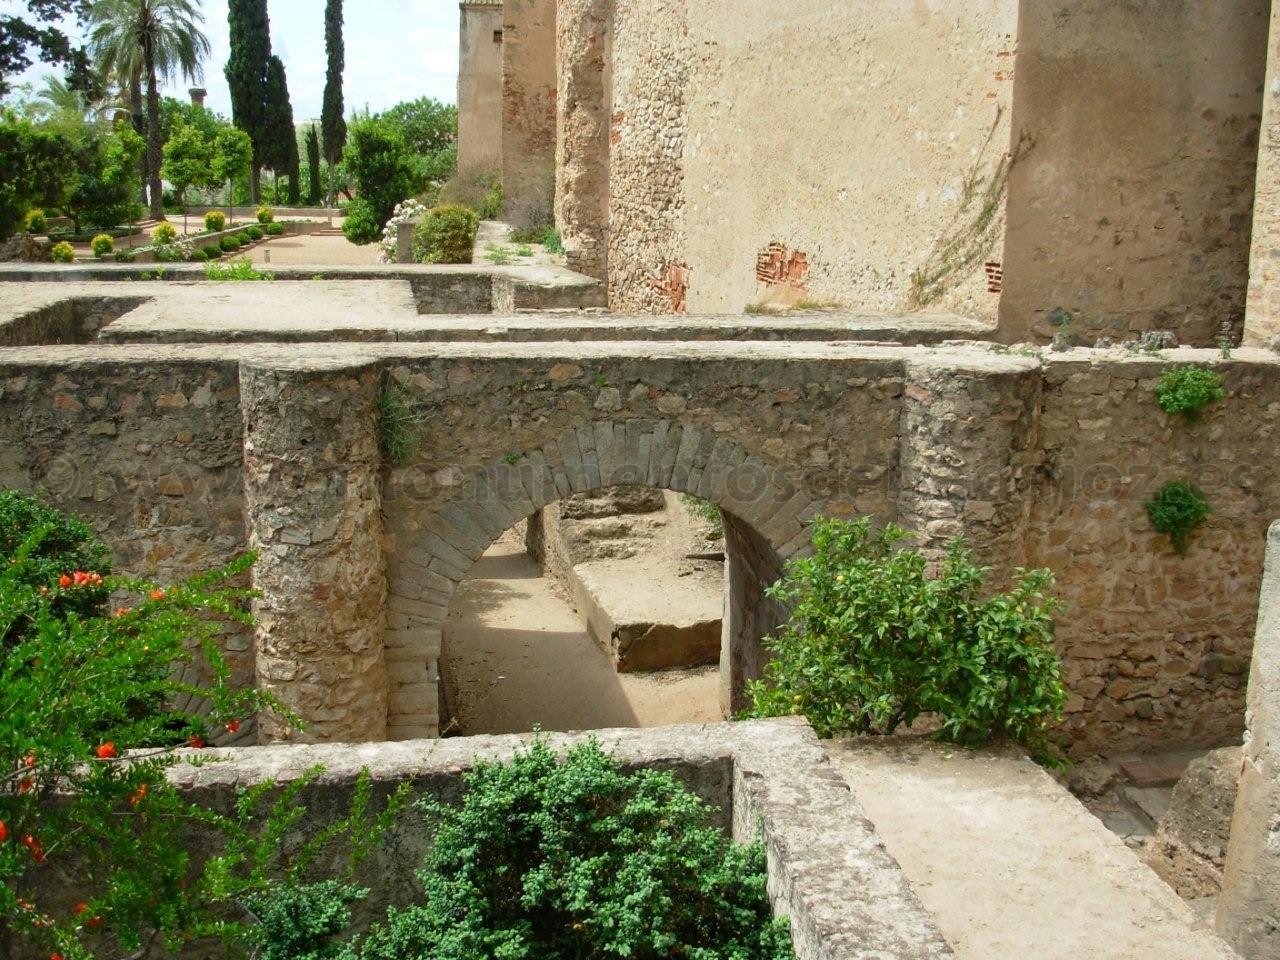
left=0, top=111, right=78, bottom=239
left=65, top=118, right=144, bottom=231
left=305, top=124, right=322, bottom=204
left=85, top=0, right=211, bottom=220
left=225, top=0, right=272, bottom=202
left=746, top=517, right=1068, bottom=762
left=321, top=0, right=345, bottom=203
left=343, top=115, right=416, bottom=235
left=361, top=739, right=793, bottom=960
left=161, top=119, right=213, bottom=228
left=0, top=0, right=93, bottom=97
left=381, top=97, right=457, bottom=186
left=212, top=124, right=253, bottom=206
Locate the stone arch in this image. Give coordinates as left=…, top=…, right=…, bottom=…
left=382, top=419, right=817, bottom=739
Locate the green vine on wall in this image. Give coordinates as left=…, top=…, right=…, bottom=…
left=1146, top=481, right=1211, bottom=556
left=908, top=106, right=1033, bottom=309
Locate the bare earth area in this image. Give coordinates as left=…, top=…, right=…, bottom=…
left=830, top=738, right=1236, bottom=960
left=441, top=530, right=721, bottom=735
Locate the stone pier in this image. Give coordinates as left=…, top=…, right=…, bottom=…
left=240, top=359, right=389, bottom=742
left=1217, top=519, right=1280, bottom=957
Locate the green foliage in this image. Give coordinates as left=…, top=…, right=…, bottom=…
left=306, top=124, right=323, bottom=204
left=253, top=880, right=366, bottom=960
left=482, top=243, right=512, bottom=265
left=189, top=248, right=207, bottom=262
left=0, top=112, right=77, bottom=240
left=213, top=124, right=254, bottom=187
left=362, top=739, right=792, bottom=960
left=91, top=232, right=114, bottom=256
left=50, top=240, right=75, bottom=262
left=257, top=205, right=275, bottom=223
left=247, top=225, right=264, bottom=241
left=680, top=494, right=724, bottom=540
left=265, top=221, right=285, bottom=236
left=341, top=197, right=381, bottom=245
left=64, top=120, right=145, bottom=232
left=746, top=517, right=1067, bottom=761
left=378, top=380, right=423, bottom=465
left=237, top=230, right=253, bottom=245
left=161, top=121, right=216, bottom=209
left=153, top=221, right=177, bottom=244
left=440, top=168, right=502, bottom=220
left=206, top=256, right=273, bottom=281
left=205, top=209, right=227, bottom=232
left=202, top=243, right=223, bottom=260
left=413, top=205, right=479, bottom=265
left=515, top=243, right=534, bottom=258
left=25, top=208, right=47, bottom=234
left=1145, top=481, right=1211, bottom=556
left=114, top=249, right=136, bottom=263
left=0, top=1, right=93, bottom=98
left=344, top=115, right=418, bottom=228
left=1154, top=365, right=1225, bottom=422
left=220, top=234, right=243, bottom=252
left=380, top=97, right=458, bottom=187
left=225, top=0, right=274, bottom=177
left=261, top=55, right=297, bottom=180
left=322, top=0, right=346, bottom=172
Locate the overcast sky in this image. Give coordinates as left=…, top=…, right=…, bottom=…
left=0, top=0, right=459, bottom=120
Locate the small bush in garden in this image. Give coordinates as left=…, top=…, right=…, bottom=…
left=247, top=225, right=264, bottom=241
left=205, top=257, right=273, bottom=281
left=189, top=248, right=208, bottom=262
left=153, top=221, right=177, bottom=244
left=25, top=208, right=47, bottom=233
left=540, top=224, right=565, bottom=254
left=50, top=240, right=75, bottom=263
left=114, top=249, right=136, bottom=263
left=202, top=243, right=223, bottom=260
left=1146, top=481, right=1211, bottom=556
left=91, top=233, right=114, bottom=257
left=221, top=234, right=242, bottom=252
left=342, top=197, right=382, bottom=246
left=1154, top=365, right=1225, bottom=422
left=237, top=231, right=254, bottom=246
left=257, top=205, right=275, bottom=224
left=265, top=221, right=285, bottom=236
left=746, top=517, right=1067, bottom=762
left=153, top=239, right=191, bottom=262
left=205, top=209, right=227, bottom=232
left=360, top=739, right=793, bottom=960
left=412, top=204, right=479, bottom=264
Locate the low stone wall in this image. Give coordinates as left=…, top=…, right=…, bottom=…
left=0, top=296, right=147, bottom=346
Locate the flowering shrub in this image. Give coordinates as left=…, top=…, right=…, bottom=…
left=256, top=206, right=274, bottom=224
left=377, top=198, right=427, bottom=263
left=90, top=234, right=114, bottom=257
left=204, top=210, right=227, bottom=232
left=152, top=236, right=194, bottom=262
left=49, top=241, right=74, bottom=263
left=152, top=222, right=177, bottom=244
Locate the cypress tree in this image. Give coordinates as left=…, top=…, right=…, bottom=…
left=224, top=0, right=271, bottom=202
left=321, top=0, right=346, bottom=204
left=305, top=125, right=322, bottom=204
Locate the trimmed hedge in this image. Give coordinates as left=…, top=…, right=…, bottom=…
left=412, top=204, right=479, bottom=264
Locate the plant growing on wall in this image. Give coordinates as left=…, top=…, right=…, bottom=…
left=378, top=379, right=424, bottom=465
left=1145, top=481, right=1211, bottom=556
left=360, top=738, right=793, bottom=960
left=745, top=517, right=1067, bottom=762
left=1153, top=365, right=1225, bottom=422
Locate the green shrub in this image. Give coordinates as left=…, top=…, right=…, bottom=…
left=412, top=204, right=479, bottom=264
left=251, top=880, right=367, bottom=960
left=482, top=242, right=512, bottom=265
left=247, top=225, right=264, bottom=241
left=202, top=243, right=223, bottom=260
left=746, top=517, right=1067, bottom=760
left=153, top=241, right=187, bottom=263
left=25, top=208, right=47, bottom=234
left=206, top=257, right=274, bottom=281
left=189, top=248, right=208, bottom=262
left=90, top=232, right=114, bottom=257
left=1154, top=365, right=1225, bottom=422
left=0, top=489, right=113, bottom=646
left=153, top=222, right=177, bottom=244
left=361, top=739, right=792, bottom=960
left=237, top=231, right=254, bottom=245
left=540, top=224, right=565, bottom=254
left=680, top=494, right=724, bottom=540
left=205, top=209, right=227, bottom=232
left=341, top=197, right=382, bottom=245
left=221, top=235, right=242, bottom=252
left=50, top=240, right=75, bottom=263
left=265, top=221, right=285, bottom=236
left=1146, top=481, right=1211, bottom=556
left=114, top=249, right=136, bottom=263
left=257, top=205, right=275, bottom=224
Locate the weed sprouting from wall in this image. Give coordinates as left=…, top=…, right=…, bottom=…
left=1146, top=481, right=1211, bottom=556
left=1154, top=365, right=1225, bottom=422
left=378, top=380, right=424, bottom=466
left=908, top=106, right=1032, bottom=309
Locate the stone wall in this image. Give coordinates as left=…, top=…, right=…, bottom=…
left=501, top=0, right=558, bottom=221
left=457, top=0, right=505, bottom=175
left=1000, top=0, right=1270, bottom=346
left=1245, top=3, right=1280, bottom=348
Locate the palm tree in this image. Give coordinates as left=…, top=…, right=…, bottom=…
left=85, top=0, right=210, bottom=220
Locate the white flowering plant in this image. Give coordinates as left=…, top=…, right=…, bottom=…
left=377, top=199, right=428, bottom=263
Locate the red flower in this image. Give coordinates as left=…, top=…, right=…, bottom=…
left=95, top=742, right=118, bottom=760
left=187, top=735, right=206, bottom=749
left=150, top=589, right=166, bottom=602
left=58, top=574, right=71, bottom=589
left=72, top=902, right=87, bottom=916
left=0, top=820, right=8, bottom=843
left=226, top=719, right=241, bottom=734
left=22, top=834, right=46, bottom=863
left=50, top=954, right=64, bottom=960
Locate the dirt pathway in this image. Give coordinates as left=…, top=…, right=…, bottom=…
left=441, top=531, right=720, bottom=736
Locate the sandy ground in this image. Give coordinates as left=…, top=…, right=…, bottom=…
left=441, top=530, right=721, bottom=736
left=247, top=233, right=383, bottom=266
left=830, top=738, right=1237, bottom=960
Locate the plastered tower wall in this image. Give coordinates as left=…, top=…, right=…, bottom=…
left=1001, top=0, right=1270, bottom=346
left=560, top=0, right=1021, bottom=318
left=457, top=0, right=505, bottom=175
left=501, top=0, right=558, bottom=220
left=1245, top=2, right=1280, bottom=348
